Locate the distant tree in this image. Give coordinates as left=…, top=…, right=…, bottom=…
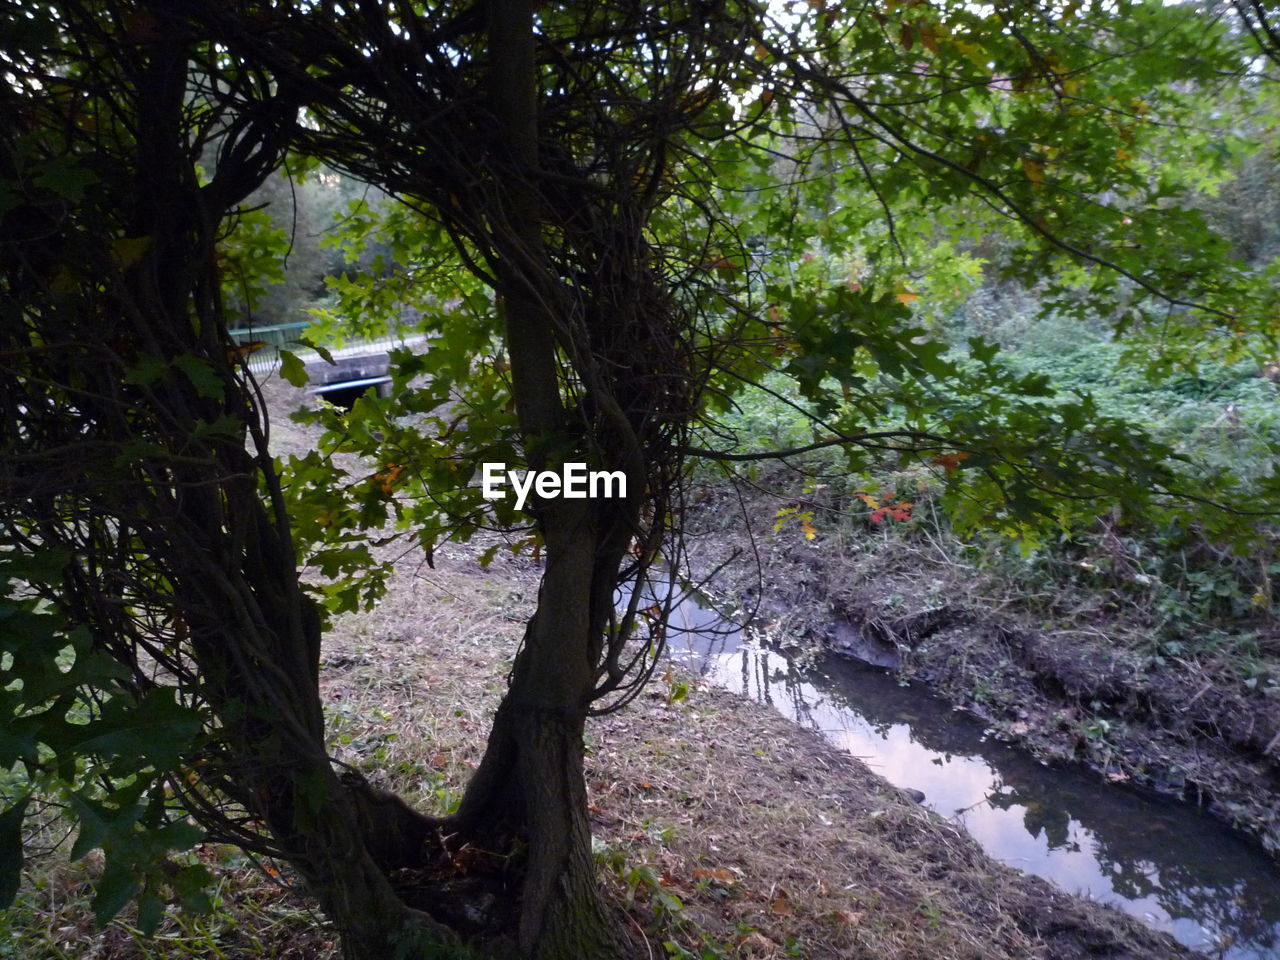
left=223, top=168, right=345, bottom=328
left=2, top=2, right=1274, bottom=959
left=1234, top=0, right=1280, bottom=69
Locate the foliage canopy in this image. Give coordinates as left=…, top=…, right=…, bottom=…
left=1, top=0, right=1277, bottom=957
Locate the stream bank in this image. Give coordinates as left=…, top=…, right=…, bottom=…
left=317, top=534, right=1205, bottom=960
left=657, top=587, right=1280, bottom=958
left=687, top=479, right=1280, bottom=862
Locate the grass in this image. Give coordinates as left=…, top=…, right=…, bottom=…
left=312, top=533, right=1197, bottom=960
left=2, top=845, right=338, bottom=959
left=3, top=528, right=1200, bottom=959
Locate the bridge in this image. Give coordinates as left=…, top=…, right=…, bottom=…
left=228, top=321, right=430, bottom=408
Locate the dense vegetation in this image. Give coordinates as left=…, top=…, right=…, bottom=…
left=2, top=1, right=1278, bottom=958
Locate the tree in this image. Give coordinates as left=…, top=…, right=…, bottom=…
left=0, top=4, right=456, bottom=955
left=1, top=1, right=1273, bottom=958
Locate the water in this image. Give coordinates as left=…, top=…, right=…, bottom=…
left=655, top=590, right=1280, bottom=959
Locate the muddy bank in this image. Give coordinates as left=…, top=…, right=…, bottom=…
left=686, top=480, right=1280, bottom=862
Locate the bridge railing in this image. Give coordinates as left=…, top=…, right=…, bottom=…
left=226, top=322, right=427, bottom=377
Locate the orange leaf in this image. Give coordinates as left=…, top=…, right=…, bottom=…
left=831, top=907, right=864, bottom=926
left=227, top=340, right=268, bottom=363
left=701, top=256, right=740, bottom=276
left=374, top=462, right=405, bottom=495
left=930, top=450, right=970, bottom=474
left=769, top=888, right=794, bottom=915
left=693, top=868, right=738, bottom=884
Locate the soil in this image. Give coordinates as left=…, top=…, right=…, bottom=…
left=685, top=476, right=1280, bottom=864
left=315, top=531, right=1202, bottom=959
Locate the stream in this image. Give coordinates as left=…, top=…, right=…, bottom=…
left=651, top=588, right=1280, bottom=959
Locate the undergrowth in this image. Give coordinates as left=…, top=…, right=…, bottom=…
left=697, top=309, right=1280, bottom=672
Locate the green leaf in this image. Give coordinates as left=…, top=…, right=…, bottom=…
left=153, top=820, right=204, bottom=853
left=296, top=336, right=336, bottom=366
left=122, top=355, right=170, bottom=388
left=0, top=547, right=71, bottom=585
left=34, top=159, right=98, bottom=202
left=173, top=863, right=213, bottom=914
left=92, top=852, right=140, bottom=926
left=279, top=349, right=308, bottom=387
left=968, top=337, right=1000, bottom=365
left=111, top=235, right=152, bottom=267
left=190, top=415, right=244, bottom=442
left=67, top=791, right=142, bottom=861
left=0, top=795, right=30, bottom=909
left=69, top=687, right=203, bottom=767
left=135, top=886, right=165, bottom=936
left=172, top=354, right=225, bottom=401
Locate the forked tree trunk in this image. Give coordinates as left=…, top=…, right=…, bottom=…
left=453, top=656, right=622, bottom=959
left=472, top=1, right=628, bottom=950
left=409, top=2, right=636, bottom=954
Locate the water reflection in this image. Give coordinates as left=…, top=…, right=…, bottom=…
left=659, top=593, right=1280, bottom=960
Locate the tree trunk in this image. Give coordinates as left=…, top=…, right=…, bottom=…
left=452, top=500, right=625, bottom=958
left=459, top=2, right=629, bottom=955
left=515, top=711, right=617, bottom=960
left=451, top=674, right=623, bottom=959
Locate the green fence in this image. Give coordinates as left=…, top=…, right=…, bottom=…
left=226, top=321, right=312, bottom=374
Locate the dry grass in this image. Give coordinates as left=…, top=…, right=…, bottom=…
left=2, top=845, right=338, bottom=959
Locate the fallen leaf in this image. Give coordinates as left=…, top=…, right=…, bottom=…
left=769, top=888, right=794, bottom=915
left=830, top=907, right=864, bottom=926
left=739, top=931, right=779, bottom=955
left=693, top=868, right=737, bottom=884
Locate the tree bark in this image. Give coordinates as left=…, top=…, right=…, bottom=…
left=441, top=8, right=631, bottom=954
left=452, top=500, right=625, bottom=958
